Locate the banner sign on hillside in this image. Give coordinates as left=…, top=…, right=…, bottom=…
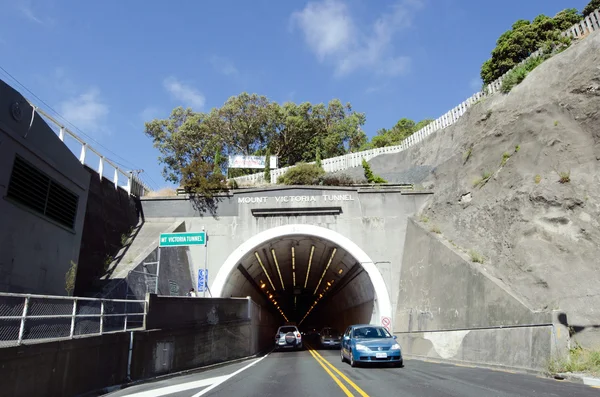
left=228, top=155, right=278, bottom=169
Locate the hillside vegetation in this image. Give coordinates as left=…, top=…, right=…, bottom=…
left=359, top=31, right=600, bottom=347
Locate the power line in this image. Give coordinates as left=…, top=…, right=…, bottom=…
left=0, top=65, right=143, bottom=173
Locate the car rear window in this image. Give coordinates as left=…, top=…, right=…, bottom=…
left=279, top=326, right=297, bottom=333
left=322, top=328, right=340, bottom=336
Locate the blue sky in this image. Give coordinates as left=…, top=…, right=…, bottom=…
left=0, top=0, right=590, bottom=189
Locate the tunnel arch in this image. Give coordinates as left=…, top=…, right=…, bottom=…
left=212, top=224, right=392, bottom=326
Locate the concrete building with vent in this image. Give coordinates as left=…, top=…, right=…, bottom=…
left=0, top=80, right=91, bottom=295
left=0, top=79, right=145, bottom=296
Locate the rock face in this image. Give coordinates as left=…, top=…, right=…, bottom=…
left=359, top=32, right=600, bottom=345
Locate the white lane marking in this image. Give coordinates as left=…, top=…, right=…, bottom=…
left=120, top=375, right=229, bottom=397
left=190, top=354, right=269, bottom=397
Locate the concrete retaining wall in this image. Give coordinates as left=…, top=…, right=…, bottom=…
left=146, top=295, right=253, bottom=330
left=76, top=166, right=142, bottom=295
left=394, top=218, right=562, bottom=370
left=0, top=332, right=130, bottom=397
left=0, top=297, right=276, bottom=397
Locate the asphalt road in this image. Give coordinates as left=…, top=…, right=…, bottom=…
left=107, top=344, right=600, bottom=397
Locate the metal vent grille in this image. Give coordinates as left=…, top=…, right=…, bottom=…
left=6, top=156, right=79, bottom=229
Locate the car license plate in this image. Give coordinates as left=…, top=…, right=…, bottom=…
left=376, top=352, right=387, bottom=359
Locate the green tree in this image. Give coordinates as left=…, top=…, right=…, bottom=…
left=144, top=107, right=227, bottom=196
left=369, top=118, right=433, bottom=148
left=480, top=9, right=581, bottom=84
left=264, top=148, right=271, bottom=183
left=144, top=94, right=367, bottom=193
left=583, top=0, right=600, bottom=16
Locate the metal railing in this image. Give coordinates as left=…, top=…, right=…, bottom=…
left=0, top=292, right=147, bottom=347
left=24, top=104, right=151, bottom=197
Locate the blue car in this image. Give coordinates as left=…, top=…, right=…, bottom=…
left=340, top=324, right=403, bottom=367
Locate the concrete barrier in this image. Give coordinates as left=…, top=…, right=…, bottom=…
left=0, top=296, right=277, bottom=397
left=394, top=218, right=567, bottom=371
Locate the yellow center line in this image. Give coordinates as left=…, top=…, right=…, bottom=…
left=307, top=348, right=355, bottom=396
left=307, top=344, right=370, bottom=397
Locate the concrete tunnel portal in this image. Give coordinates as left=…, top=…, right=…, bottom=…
left=212, top=224, right=392, bottom=332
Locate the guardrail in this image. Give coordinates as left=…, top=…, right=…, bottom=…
left=232, top=8, right=600, bottom=186
left=25, top=104, right=150, bottom=197
left=0, top=292, right=147, bottom=347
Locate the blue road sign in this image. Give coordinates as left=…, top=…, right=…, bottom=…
left=198, top=269, right=208, bottom=292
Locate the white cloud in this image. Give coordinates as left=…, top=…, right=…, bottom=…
left=57, top=88, right=109, bottom=133
left=469, top=77, right=483, bottom=92
left=163, top=77, right=206, bottom=110
left=291, top=0, right=422, bottom=77
left=140, top=106, right=162, bottom=121
left=17, top=0, right=54, bottom=25
left=209, top=56, right=239, bottom=76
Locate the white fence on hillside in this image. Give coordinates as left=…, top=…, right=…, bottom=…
left=233, top=8, right=600, bottom=186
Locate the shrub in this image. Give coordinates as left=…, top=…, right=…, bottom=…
left=278, top=163, right=325, bottom=185
left=469, top=250, right=484, bottom=264
left=473, top=171, right=492, bottom=188
left=362, top=159, right=387, bottom=184
left=315, top=173, right=361, bottom=186
left=534, top=174, right=542, bottom=184
left=500, top=55, right=548, bottom=93
left=501, top=152, right=511, bottom=166
left=547, top=344, right=600, bottom=376
left=65, top=261, right=77, bottom=296
left=558, top=171, right=571, bottom=184
left=228, top=179, right=239, bottom=189
left=430, top=225, right=441, bottom=234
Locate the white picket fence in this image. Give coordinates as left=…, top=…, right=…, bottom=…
left=233, top=8, right=600, bottom=186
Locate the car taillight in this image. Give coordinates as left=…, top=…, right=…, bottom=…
left=296, top=333, right=301, bottom=338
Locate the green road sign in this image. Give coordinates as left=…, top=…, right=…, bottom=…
left=159, top=232, right=206, bottom=247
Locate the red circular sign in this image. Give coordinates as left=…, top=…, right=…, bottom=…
left=381, top=316, right=391, bottom=330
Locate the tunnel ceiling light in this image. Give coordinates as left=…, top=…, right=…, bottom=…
left=338, top=268, right=343, bottom=275
left=313, top=248, right=337, bottom=295
left=304, top=245, right=315, bottom=289
left=291, top=247, right=296, bottom=287
left=270, top=248, right=285, bottom=291
left=260, top=280, right=266, bottom=289
left=327, top=281, right=331, bottom=287
left=255, top=252, right=276, bottom=291
left=294, top=296, right=297, bottom=309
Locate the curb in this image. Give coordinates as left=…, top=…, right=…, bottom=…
left=80, top=350, right=272, bottom=397
left=404, top=355, right=600, bottom=387
left=403, top=354, right=545, bottom=377
left=554, top=373, right=600, bottom=387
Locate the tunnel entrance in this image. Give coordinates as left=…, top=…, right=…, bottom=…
left=212, top=225, right=392, bottom=332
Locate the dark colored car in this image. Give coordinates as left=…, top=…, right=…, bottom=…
left=319, top=327, right=342, bottom=349
left=274, top=325, right=303, bottom=351
left=340, top=324, right=403, bottom=367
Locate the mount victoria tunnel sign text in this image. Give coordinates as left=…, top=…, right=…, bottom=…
left=237, top=194, right=355, bottom=204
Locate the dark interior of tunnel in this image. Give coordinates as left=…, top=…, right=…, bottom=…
left=221, top=235, right=376, bottom=333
